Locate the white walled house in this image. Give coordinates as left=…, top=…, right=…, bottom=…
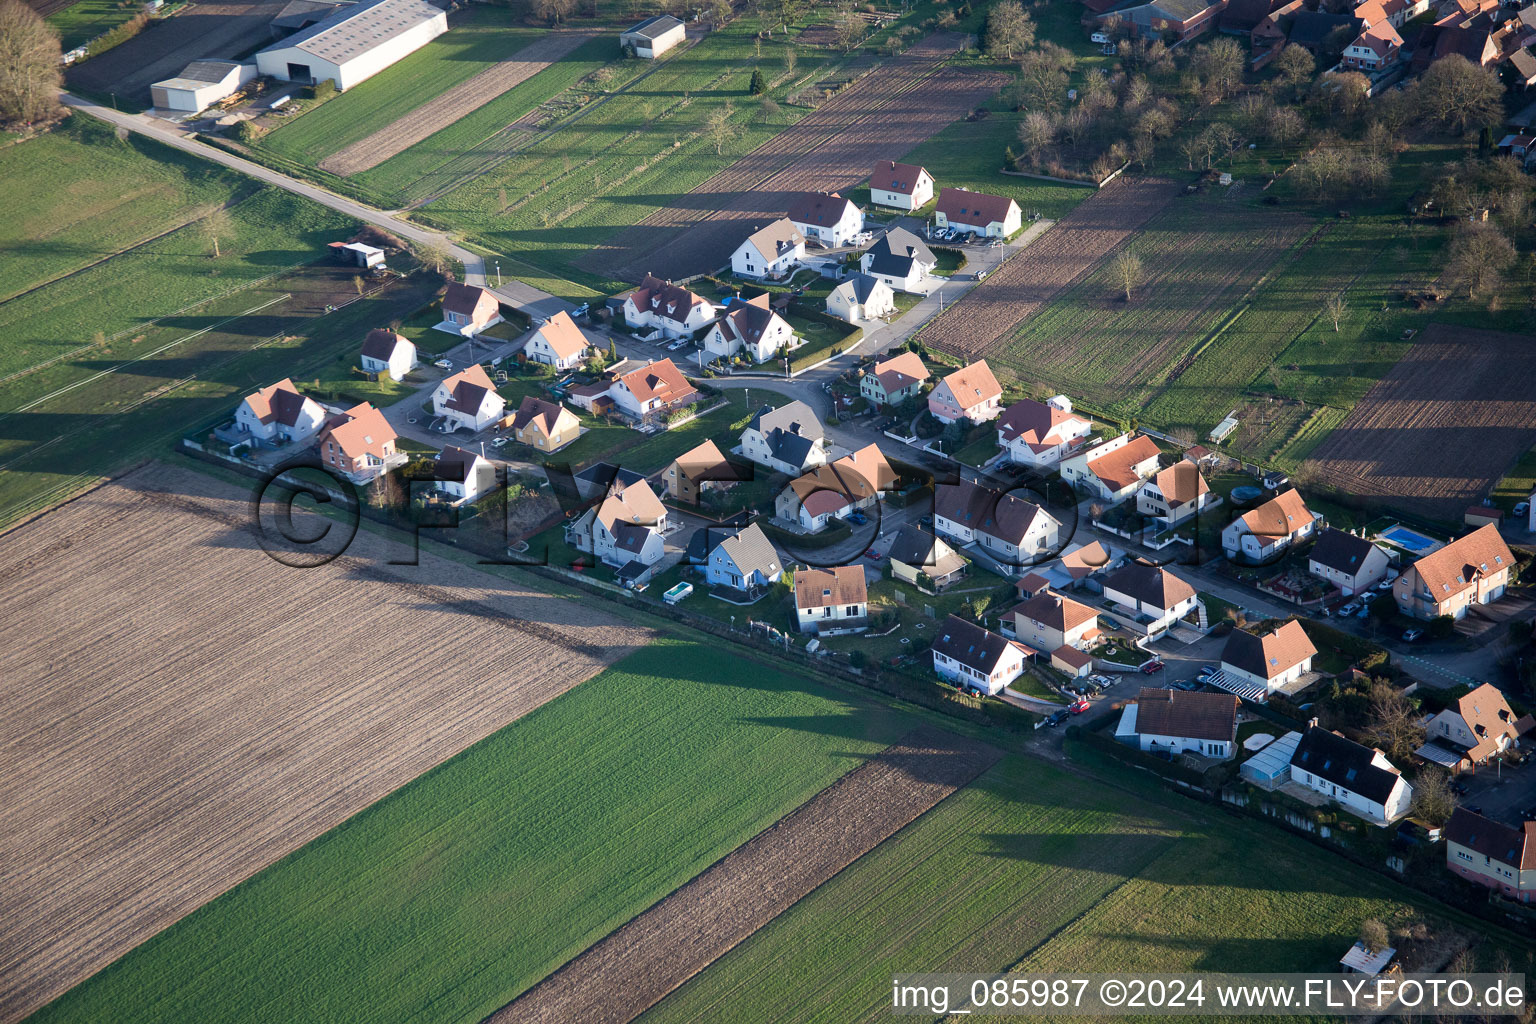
left=524, top=310, right=590, bottom=370
left=435, top=283, right=504, bottom=338
left=931, top=615, right=1031, bottom=695
left=869, top=160, right=934, bottom=211
left=826, top=273, right=895, bottom=324
left=359, top=329, right=416, bottom=382
left=256, top=0, right=447, bottom=91
left=996, top=396, right=1092, bottom=469
left=1308, top=528, right=1391, bottom=596
left=928, top=360, right=1002, bottom=425
left=1290, top=727, right=1413, bottom=825
left=432, top=445, right=496, bottom=504
left=1010, top=589, right=1099, bottom=653
left=433, top=364, right=505, bottom=433
left=702, top=523, right=782, bottom=591
left=1417, top=683, right=1523, bottom=771
left=1060, top=433, right=1162, bottom=503
left=740, top=400, right=827, bottom=475
left=1222, top=488, right=1316, bottom=563
left=702, top=294, right=799, bottom=363
left=623, top=274, right=716, bottom=338
left=566, top=478, right=668, bottom=572
left=1136, top=462, right=1213, bottom=525
left=1116, top=687, right=1240, bottom=760
left=794, top=564, right=868, bottom=635
left=234, top=378, right=326, bottom=445
left=1218, top=620, right=1316, bottom=696
left=608, top=358, right=697, bottom=421
left=1101, top=562, right=1198, bottom=635
left=859, top=226, right=936, bottom=294
left=619, top=14, right=685, bottom=57
left=934, top=187, right=1021, bottom=237
left=731, top=219, right=805, bottom=279
left=786, top=191, right=864, bottom=248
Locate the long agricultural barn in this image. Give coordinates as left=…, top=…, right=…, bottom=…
left=256, top=0, right=448, bottom=91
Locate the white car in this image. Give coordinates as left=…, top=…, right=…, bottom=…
left=433, top=358, right=453, bottom=370
left=491, top=436, right=510, bottom=448
left=1338, top=601, right=1360, bottom=617
left=667, top=338, right=689, bottom=351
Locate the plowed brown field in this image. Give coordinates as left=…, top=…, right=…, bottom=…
left=583, top=33, right=1007, bottom=283
left=319, top=31, right=598, bottom=176
left=489, top=729, right=1000, bottom=1024
left=920, top=176, right=1180, bottom=360
left=0, top=462, right=650, bottom=1024
left=1302, top=323, right=1536, bottom=521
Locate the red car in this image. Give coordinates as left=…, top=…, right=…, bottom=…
left=864, top=548, right=882, bottom=560
left=1139, top=660, right=1165, bottom=674
left=1068, top=699, right=1091, bottom=714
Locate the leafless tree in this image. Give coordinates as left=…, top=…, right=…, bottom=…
left=1324, top=291, right=1347, bottom=332
left=1410, top=768, right=1455, bottom=825
left=532, top=0, right=576, bottom=26
left=1363, top=680, right=1423, bottom=763
left=832, top=12, right=864, bottom=52
left=704, top=101, right=738, bottom=154
left=0, top=0, right=61, bottom=123
left=1415, top=54, right=1503, bottom=134
left=1111, top=249, right=1142, bottom=302
left=1270, top=43, right=1315, bottom=95
left=1444, top=221, right=1516, bottom=298
left=201, top=206, right=233, bottom=259
left=1359, top=918, right=1391, bottom=955
left=983, top=0, right=1034, bottom=59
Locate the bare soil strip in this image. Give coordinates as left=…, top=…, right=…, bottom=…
left=0, top=462, right=651, bottom=1024
left=319, top=31, right=598, bottom=177
left=488, top=728, right=1001, bottom=1024
left=1302, top=322, right=1536, bottom=521
left=583, top=33, right=1007, bottom=283
left=921, top=175, right=1181, bottom=360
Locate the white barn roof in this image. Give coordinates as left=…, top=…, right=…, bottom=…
left=260, top=0, right=443, bottom=64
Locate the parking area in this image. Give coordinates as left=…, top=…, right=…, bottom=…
left=1455, top=757, right=1536, bottom=828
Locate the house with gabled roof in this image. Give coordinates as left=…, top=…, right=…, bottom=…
left=730, top=218, right=805, bottom=279
left=435, top=283, right=503, bottom=337
left=524, top=310, right=590, bottom=370
left=928, top=359, right=1003, bottom=425
left=1308, top=528, right=1391, bottom=596
left=933, top=479, right=1060, bottom=567
left=1342, top=18, right=1403, bottom=69
left=869, top=160, right=935, bottom=211
left=1289, top=726, right=1412, bottom=824
left=609, top=358, right=698, bottom=421
left=1444, top=808, right=1536, bottom=902
left=774, top=444, right=896, bottom=532
left=859, top=350, right=929, bottom=406
left=1136, top=461, right=1213, bottom=525
left=623, top=274, right=717, bottom=338
left=433, top=364, right=505, bottom=433
left=1010, top=588, right=1100, bottom=653
left=887, top=525, right=968, bottom=591
left=664, top=439, right=739, bottom=503
left=1116, top=687, right=1241, bottom=760
left=1221, top=487, right=1316, bottom=563
left=934, top=187, right=1021, bottom=238
left=1096, top=0, right=1228, bottom=39
left=1218, top=620, right=1316, bottom=696
left=702, top=522, right=783, bottom=591
left=826, top=273, right=895, bottom=324
left=702, top=293, right=800, bottom=363
left=1393, top=523, right=1514, bottom=621
left=997, top=396, right=1092, bottom=469
left=509, top=395, right=580, bottom=452
left=1060, top=433, right=1163, bottom=503
left=1416, top=682, right=1523, bottom=772
left=931, top=615, right=1032, bottom=695
left=740, top=400, right=827, bottom=475
left=315, top=402, right=400, bottom=483
left=234, top=378, right=327, bottom=445
left=431, top=444, right=495, bottom=504
left=786, top=191, right=864, bottom=248
left=794, top=564, right=869, bottom=634
left=859, top=226, right=937, bottom=293
left=359, top=328, right=416, bottom=382
left=1101, top=561, right=1198, bottom=635
left=566, top=477, right=668, bottom=577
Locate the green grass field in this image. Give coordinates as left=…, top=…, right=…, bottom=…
left=45, top=0, right=144, bottom=51
left=27, top=640, right=916, bottom=1024
left=257, top=9, right=551, bottom=166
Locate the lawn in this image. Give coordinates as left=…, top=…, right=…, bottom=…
left=45, top=0, right=145, bottom=51
left=26, top=639, right=917, bottom=1024
left=1492, top=444, right=1536, bottom=512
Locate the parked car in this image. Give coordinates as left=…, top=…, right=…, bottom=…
left=571, top=302, right=590, bottom=318
left=1514, top=501, right=1530, bottom=518
left=1088, top=674, right=1115, bottom=688
left=919, top=514, right=934, bottom=528
left=1402, top=628, right=1424, bottom=642
left=433, top=359, right=454, bottom=370
left=847, top=511, right=868, bottom=525
left=667, top=338, right=689, bottom=351
left=1197, top=664, right=1218, bottom=681
left=491, top=436, right=510, bottom=448
left=1139, top=660, right=1165, bottom=675
left=1338, top=601, right=1360, bottom=617
left=1047, top=710, right=1069, bottom=727
left=1376, top=577, right=1395, bottom=591
left=863, top=548, right=882, bottom=561
left=1069, top=699, right=1091, bottom=714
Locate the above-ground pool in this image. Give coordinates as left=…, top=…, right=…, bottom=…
left=1378, top=525, right=1441, bottom=554
left=1231, top=486, right=1264, bottom=503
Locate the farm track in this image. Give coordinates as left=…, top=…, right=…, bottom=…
left=583, top=33, right=1008, bottom=283
left=1302, top=322, right=1536, bottom=521
left=489, top=728, right=1001, bottom=1024
left=919, top=176, right=1181, bottom=360
left=0, top=462, right=651, bottom=1024
left=319, top=30, right=599, bottom=177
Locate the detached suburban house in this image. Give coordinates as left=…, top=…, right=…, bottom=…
left=523, top=310, right=590, bottom=370
left=931, top=614, right=1032, bottom=695
left=740, top=400, right=827, bottom=475
left=1116, top=687, right=1240, bottom=760
left=609, top=358, right=698, bottom=421
left=1215, top=620, right=1316, bottom=700
left=774, top=444, right=896, bottom=532
left=859, top=226, right=937, bottom=294
left=934, top=479, right=1060, bottom=566
left=436, top=283, right=503, bottom=337
left=359, top=328, right=416, bottom=382
left=1308, top=528, right=1391, bottom=597
left=1289, top=727, right=1413, bottom=825
left=887, top=524, right=968, bottom=591
left=566, top=478, right=669, bottom=579
left=997, top=396, right=1092, bottom=469
left=1392, top=523, right=1514, bottom=621
left=928, top=360, right=1003, bottom=425
left=234, top=378, right=326, bottom=445
left=1136, top=462, right=1213, bottom=525
left=431, top=445, right=495, bottom=504
left=786, top=191, right=864, bottom=248
left=702, top=523, right=783, bottom=592
left=826, top=273, right=895, bottom=324
left=1444, top=808, right=1536, bottom=903
left=859, top=350, right=929, bottom=406
left=730, top=218, right=805, bottom=279
left=665, top=439, right=738, bottom=503
left=1060, top=433, right=1162, bottom=504
left=1221, top=488, right=1317, bottom=564
left=623, top=274, right=717, bottom=338
left=868, top=160, right=935, bottom=210
left=1416, top=682, right=1524, bottom=772
left=433, top=364, right=505, bottom=433
left=794, top=564, right=869, bottom=635
left=315, top=402, right=400, bottom=484
left=510, top=395, right=580, bottom=452
left=1101, top=561, right=1198, bottom=635
left=702, top=294, right=799, bottom=364
left=620, top=13, right=685, bottom=57
left=1010, top=588, right=1100, bottom=653
left=934, top=187, right=1021, bottom=238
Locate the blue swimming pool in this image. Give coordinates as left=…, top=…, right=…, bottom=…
left=1379, top=525, right=1438, bottom=553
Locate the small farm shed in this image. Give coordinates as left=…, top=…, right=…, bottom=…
left=151, top=60, right=257, bottom=113
left=329, top=241, right=386, bottom=269
left=620, top=15, right=686, bottom=57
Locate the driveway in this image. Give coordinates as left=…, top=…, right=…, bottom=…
left=1457, top=757, right=1536, bottom=828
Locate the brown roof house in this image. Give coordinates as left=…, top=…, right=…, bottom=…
left=1221, top=487, right=1316, bottom=564
left=1010, top=588, right=1100, bottom=654
left=1097, top=0, right=1229, bottom=40
left=1218, top=620, right=1316, bottom=698
left=933, top=479, right=1061, bottom=569
left=623, top=274, right=716, bottom=339
left=730, top=218, right=805, bottom=280
left=1101, top=561, right=1198, bottom=635
left=1444, top=808, right=1536, bottom=902
left=1115, top=687, right=1241, bottom=759
left=359, top=328, right=417, bottom=382
left=429, top=444, right=496, bottom=504
left=786, top=191, right=864, bottom=248
left=233, top=378, right=326, bottom=445
left=934, top=187, right=1021, bottom=238
left=432, top=364, right=505, bottom=433
left=565, top=477, right=669, bottom=580
left=1060, top=433, right=1163, bottom=502
left=1416, top=682, right=1524, bottom=771
left=608, top=357, right=698, bottom=422
left=523, top=310, right=590, bottom=371
left=1136, top=461, right=1214, bottom=525
left=509, top=395, right=580, bottom=452
left=774, top=443, right=896, bottom=533
left=794, top=564, right=869, bottom=635
left=997, top=396, right=1093, bottom=469
left=1392, top=523, right=1513, bottom=621
left=664, top=439, right=740, bottom=504
left=931, top=614, right=1033, bottom=695
left=436, top=283, right=503, bottom=337
left=315, top=402, right=401, bottom=484
left=869, top=159, right=935, bottom=211
left=859, top=350, right=930, bottom=406
left=928, top=359, right=1003, bottom=425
